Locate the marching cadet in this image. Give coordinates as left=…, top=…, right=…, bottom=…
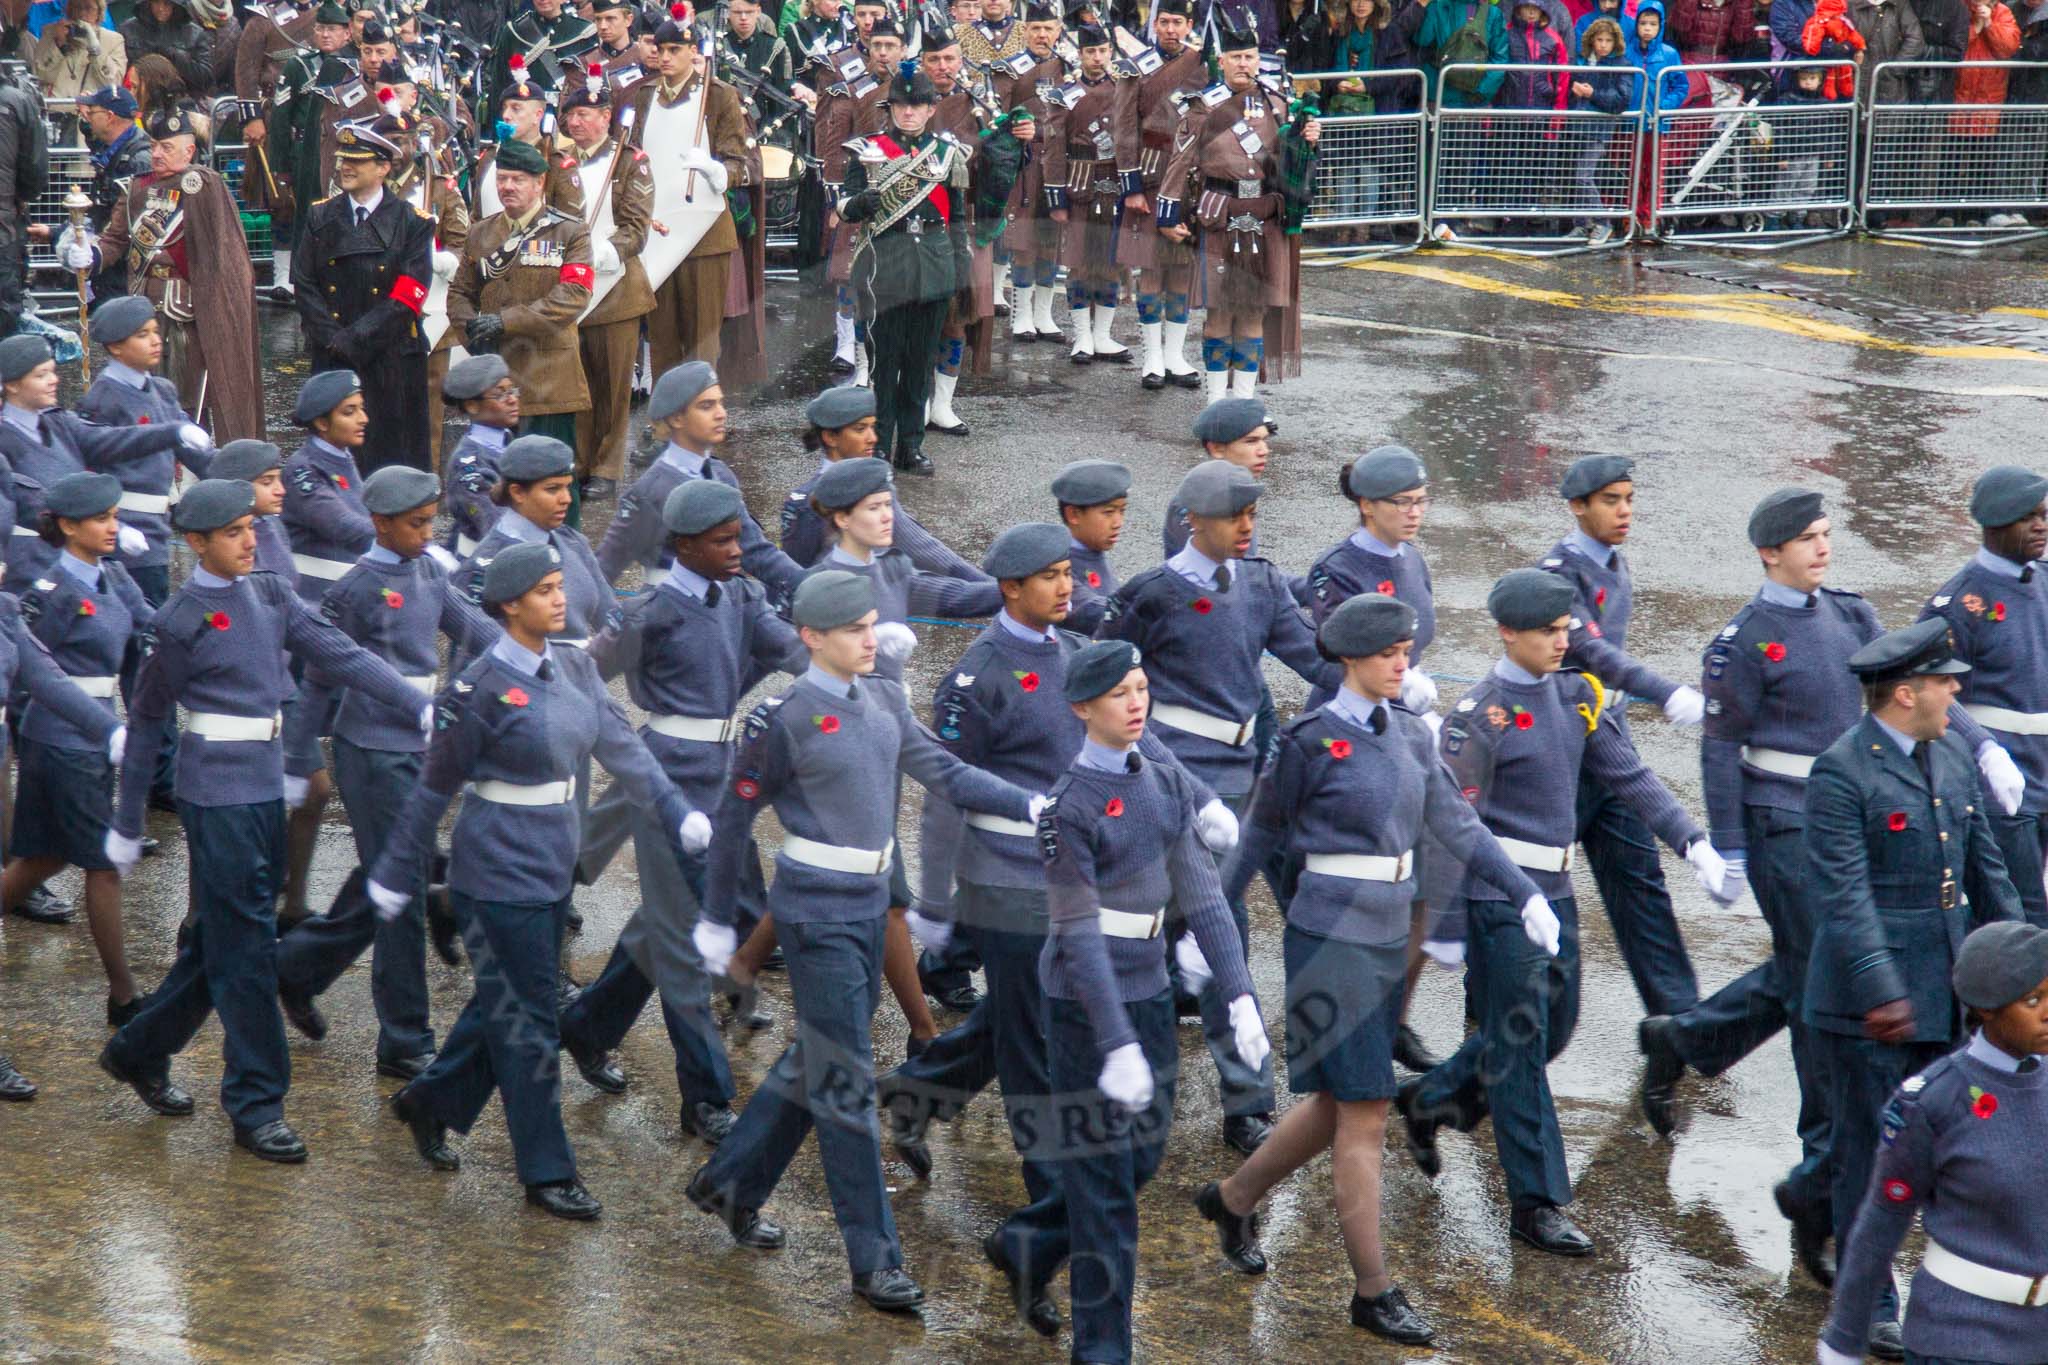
left=1817, top=920, right=2048, bottom=1365
left=1061, top=24, right=1132, bottom=366
left=992, top=638, right=1266, bottom=1362
left=1161, top=399, right=1293, bottom=581
left=1000, top=1, right=1069, bottom=346
left=475, top=58, right=589, bottom=220
left=684, top=570, right=1039, bottom=1311
left=1199, top=594, right=1554, bottom=1346
left=1117, top=0, right=1207, bottom=388
left=560, top=67, right=656, bottom=501
left=443, top=138, right=596, bottom=475
left=1, top=474, right=157, bottom=1027
left=440, top=355, right=519, bottom=559
left=60, top=104, right=265, bottom=441
left=1053, top=457, right=1128, bottom=631
left=1396, top=569, right=1728, bottom=1257
left=815, top=14, right=904, bottom=378
left=1155, top=21, right=1321, bottom=402
left=1801, top=617, right=2022, bottom=1359
left=100, top=479, right=432, bottom=1164
left=455, top=436, right=612, bottom=662
left=486, top=0, right=598, bottom=112
left=840, top=69, right=972, bottom=477
left=1919, top=466, right=2048, bottom=924
left=635, top=10, right=751, bottom=375
left=293, top=105, right=437, bottom=474
left=270, top=1, right=359, bottom=278
left=274, top=468, right=498, bottom=1083
left=1100, top=460, right=1341, bottom=1154
left=368, top=540, right=702, bottom=1219
left=211, top=439, right=298, bottom=581
left=559, top=480, right=809, bottom=1145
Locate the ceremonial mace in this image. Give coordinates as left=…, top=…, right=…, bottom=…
left=62, top=181, right=92, bottom=383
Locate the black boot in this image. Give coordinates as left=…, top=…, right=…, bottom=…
left=893, top=444, right=935, bottom=478
left=1638, top=1015, right=1686, bottom=1137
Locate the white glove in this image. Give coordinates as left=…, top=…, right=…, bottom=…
left=58, top=225, right=96, bottom=271
left=873, top=620, right=917, bottom=664
left=106, top=724, right=126, bottom=766
left=1520, top=893, right=1562, bottom=957
left=1686, top=840, right=1731, bottom=903
left=1715, top=852, right=1749, bottom=909
left=1979, top=740, right=2026, bottom=816
left=904, top=907, right=952, bottom=955
left=684, top=147, right=730, bottom=196
left=425, top=544, right=461, bottom=571
left=282, top=773, right=309, bottom=809
left=1195, top=798, right=1239, bottom=852
left=1422, top=937, right=1466, bottom=968
left=104, top=829, right=143, bottom=875
left=1097, top=1041, right=1154, bottom=1112
left=1400, top=668, right=1439, bottom=713
left=1173, top=933, right=1213, bottom=994
left=679, top=810, right=712, bottom=854
left=418, top=702, right=434, bottom=734
left=431, top=248, right=459, bottom=278
left=116, top=524, right=148, bottom=557
left=1027, top=793, right=1051, bottom=826
left=1663, top=685, right=1706, bottom=725
left=1816, top=1345, right=1862, bottom=1365
left=591, top=238, right=622, bottom=274
left=366, top=878, right=411, bottom=921
left=177, top=422, right=212, bottom=452
left=693, top=919, right=737, bottom=976
left=1227, top=993, right=1271, bottom=1071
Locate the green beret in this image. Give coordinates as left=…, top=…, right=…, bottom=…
left=493, top=136, right=550, bottom=177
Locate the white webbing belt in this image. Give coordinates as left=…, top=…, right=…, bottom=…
left=966, top=812, right=1037, bottom=837
left=1150, top=702, right=1256, bottom=747
left=1499, top=836, right=1573, bottom=874
left=1964, top=703, right=2048, bottom=736
left=646, top=714, right=739, bottom=743
left=1304, top=850, right=1415, bottom=882
left=781, top=834, right=895, bottom=875
left=292, top=552, right=355, bottom=581
left=1922, top=1238, right=2048, bottom=1307
left=470, top=777, right=577, bottom=805
left=1098, top=906, right=1167, bottom=939
left=186, top=711, right=283, bottom=741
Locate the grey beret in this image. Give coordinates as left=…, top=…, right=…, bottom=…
left=1175, top=460, right=1264, bottom=519
left=1952, top=920, right=2048, bottom=1011
left=1192, top=398, right=1271, bottom=446
left=1051, top=459, right=1131, bottom=507
left=805, top=385, right=876, bottom=430
left=362, top=465, right=442, bottom=516
left=88, top=295, right=157, bottom=346
left=1064, top=639, right=1142, bottom=703
left=1320, top=593, right=1417, bottom=658
left=813, top=457, right=893, bottom=511
left=1969, top=465, right=2048, bottom=528
left=1487, top=568, right=1576, bottom=628
left=663, top=479, right=745, bottom=536
left=43, top=471, right=123, bottom=521
left=1343, top=445, right=1427, bottom=501
left=1847, top=616, right=1970, bottom=682
left=1559, top=454, right=1633, bottom=501
left=648, top=361, right=718, bottom=421
left=442, top=353, right=511, bottom=402
left=791, top=568, right=877, bottom=630
left=293, top=369, right=361, bottom=426
left=0, top=334, right=52, bottom=382
left=480, top=541, right=564, bottom=605
left=499, top=435, right=575, bottom=483
left=982, top=522, right=1071, bottom=581
left=172, top=478, right=256, bottom=532
left=1747, top=487, right=1825, bottom=548
left=209, top=439, right=283, bottom=481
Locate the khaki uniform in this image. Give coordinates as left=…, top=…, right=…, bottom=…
left=634, top=72, right=751, bottom=375
left=571, top=137, right=656, bottom=482
left=442, top=207, right=595, bottom=417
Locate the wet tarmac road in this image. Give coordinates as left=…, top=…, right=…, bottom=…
left=5, top=236, right=2039, bottom=1362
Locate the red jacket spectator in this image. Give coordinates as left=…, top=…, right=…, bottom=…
left=1950, top=0, right=2019, bottom=133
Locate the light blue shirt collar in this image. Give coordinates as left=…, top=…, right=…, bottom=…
left=1069, top=537, right=1097, bottom=557
left=2, top=402, right=43, bottom=436
left=1974, top=546, right=2031, bottom=580
left=657, top=442, right=710, bottom=477
left=490, top=633, right=548, bottom=676
left=828, top=543, right=881, bottom=567
left=1566, top=528, right=1616, bottom=568
left=1758, top=579, right=1814, bottom=609
left=1328, top=683, right=1388, bottom=731
left=307, top=436, right=355, bottom=466
left=1350, top=527, right=1406, bottom=559
left=495, top=508, right=550, bottom=544
left=1871, top=713, right=1918, bottom=757
left=363, top=544, right=403, bottom=565
left=997, top=609, right=1055, bottom=643
left=1167, top=541, right=1228, bottom=588
left=804, top=663, right=858, bottom=698
left=465, top=423, right=511, bottom=451
left=1966, top=1029, right=2031, bottom=1074
left=57, top=549, right=100, bottom=589
left=1078, top=738, right=1134, bottom=772
left=104, top=359, right=152, bottom=391
left=1493, top=657, right=1547, bottom=687
left=191, top=567, right=239, bottom=588
left=664, top=559, right=715, bottom=601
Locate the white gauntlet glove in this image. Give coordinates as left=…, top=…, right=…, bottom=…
left=431, top=248, right=459, bottom=278
left=684, top=147, right=730, bottom=196
left=1227, top=994, right=1271, bottom=1071
left=679, top=810, right=712, bottom=854
left=425, top=544, right=461, bottom=571
left=104, top=829, right=143, bottom=875
left=1686, top=839, right=1731, bottom=903
left=693, top=919, right=737, bottom=976
left=116, top=524, right=149, bottom=557
left=1663, top=685, right=1706, bottom=725
left=1422, top=937, right=1467, bottom=968
left=367, top=878, right=411, bottom=921
left=1520, top=893, right=1562, bottom=956
left=1172, top=933, right=1213, bottom=994
left=591, top=238, right=622, bottom=274
left=1098, top=1041, right=1154, bottom=1112
left=282, top=773, right=309, bottom=810
left=1194, top=798, right=1239, bottom=852
left=1399, top=668, right=1439, bottom=713
left=1978, top=740, right=2026, bottom=816
left=106, top=724, right=126, bottom=766
left=873, top=620, right=917, bottom=665
left=904, top=907, right=952, bottom=955
left=58, top=225, right=96, bottom=271
left=178, top=423, right=212, bottom=452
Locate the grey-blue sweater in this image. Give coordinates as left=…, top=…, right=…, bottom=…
left=595, top=445, right=806, bottom=596
left=17, top=556, right=154, bottom=752
left=1921, top=551, right=2048, bottom=816
left=795, top=548, right=1004, bottom=682
left=281, top=440, right=373, bottom=604
left=75, top=364, right=211, bottom=570
left=1306, top=531, right=1435, bottom=708
left=0, top=409, right=187, bottom=587
left=780, top=461, right=989, bottom=583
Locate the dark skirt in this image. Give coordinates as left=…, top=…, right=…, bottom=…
left=12, top=738, right=114, bottom=870
left=1282, top=921, right=1406, bottom=1100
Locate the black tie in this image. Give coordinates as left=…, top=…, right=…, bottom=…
left=1213, top=564, right=1231, bottom=594
left=2024, top=565, right=2036, bottom=585
left=703, top=582, right=721, bottom=608
left=1913, top=741, right=1934, bottom=785
left=847, top=684, right=858, bottom=701
left=1805, top=594, right=1818, bottom=609
left=355, top=204, right=368, bottom=227
left=1369, top=705, right=1387, bottom=736
left=35, top=413, right=52, bottom=446
left=536, top=658, right=552, bottom=682
left=2021, top=1056, right=2041, bottom=1074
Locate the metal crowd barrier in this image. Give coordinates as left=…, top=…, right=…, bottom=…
left=1430, top=64, right=1647, bottom=256
left=27, top=145, right=96, bottom=294
left=206, top=96, right=278, bottom=273
left=1649, top=61, right=1856, bottom=248
left=1861, top=61, right=2048, bottom=249
left=1290, top=68, right=1428, bottom=258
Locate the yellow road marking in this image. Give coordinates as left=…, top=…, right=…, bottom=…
left=1778, top=263, right=1856, bottom=275
left=1989, top=306, right=2048, bottom=319
left=1446, top=1293, right=1612, bottom=1363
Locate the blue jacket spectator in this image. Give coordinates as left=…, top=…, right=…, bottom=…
left=1410, top=0, right=1510, bottom=105
left=1627, top=0, right=1689, bottom=125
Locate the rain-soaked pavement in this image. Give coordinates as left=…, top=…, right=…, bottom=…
left=6, top=236, right=2043, bottom=1362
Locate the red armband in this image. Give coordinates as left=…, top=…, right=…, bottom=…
left=391, top=275, right=428, bottom=314
left=560, top=262, right=595, bottom=289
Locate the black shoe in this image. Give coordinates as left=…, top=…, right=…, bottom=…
left=106, top=994, right=143, bottom=1029
left=926, top=417, right=970, bottom=437
left=1166, top=368, right=1203, bottom=390
left=98, top=1042, right=193, bottom=1116
left=1175, top=990, right=1202, bottom=1020
left=139, top=835, right=161, bottom=857
left=851, top=1267, right=925, bottom=1313
left=1867, top=1317, right=1905, bottom=1361
left=148, top=790, right=180, bottom=814
left=1141, top=370, right=1166, bottom=390
left=556, top=968, right=582, bottom=1012
left=425, top=886, right=462, bottom=966
left=893, top=449, right=935, bottom=477
left=1351, top=1286, right=1435, bottom=1345
left=0, top=1055, right=36, bottom=1101
left=982, top=1231, right=1059, bottom=1338
left=1393, top=1024, right=1442, bottom=1074
left=10, top=884, right=73, bottom=924
left=1093, top=344, right=1132, bottom=365
left=1638, top=1015, right=1686, bottom=1138
left=686, top=1167, right=786, bottom=1249
left=1193, top=1181, right=1266, bottom=1274
left=904, top=1033, right=934, bottom=1061
left=376, top=1053, right=434, bottom=1082
left=1395, top=1078, right=1442, bottom=1179
left=759, top=948, right=786, bottom=972
left=526, top=1179, right=602, bottom=1220
left=1069, top=348, right=1093, bottom=365
left=721, top=978, right=771, bottom=1030
left=278, top=986, right=328, bottom=1041
left=1775, top=1181, right=1836, bottom=1288
left=1510, top=1204, right=1595, bottom=1257
left=234, top=1119, right=308, bottom=1163
left=930, top=984, right=979, bottom=1014
left=566, top=1039, right=627, bottom=1094
left=679, top=1100, right=737, bottom=1145
left=391, top=1086, right=460, bottom=1170
left=1221, top=1113, right=1273, bottom=1156
left=579, top=477, right=617, bottom=501
left=879, top=1075, right=932, bottom=1181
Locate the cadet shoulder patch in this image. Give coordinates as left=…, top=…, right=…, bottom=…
left=1035, top=795, right=1060, bottom=860
left=1932, top=595, right=1951, bottom=608
left=1901, top=1073, right=1927, bottom=1095
left=1455, top=696, right=1476, bottom=713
